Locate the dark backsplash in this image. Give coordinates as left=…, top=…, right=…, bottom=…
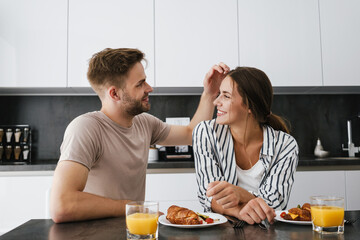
left=0, top=94, right=359, bottom=161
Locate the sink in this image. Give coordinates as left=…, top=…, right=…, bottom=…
left=316, top=157, right=360, bottom=161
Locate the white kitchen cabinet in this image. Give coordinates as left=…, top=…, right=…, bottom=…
left=288, top=171, right=346, bottom=209
left=238, top=0, right=322, bottom=87
left=154, top=0, right=239, bottom=87
left=68, top=0, right=154, bottom=87
left=0, top=0, right=67, bottom=87
left=145, top=173, right=202, bottom=213
left=319, top=0, right=360, bottom=86
left=0, top=173, right=53, bottom=235
left=345, top=171, right=360, bottom=210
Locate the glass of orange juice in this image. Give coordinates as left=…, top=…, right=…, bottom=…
left=126, top=201, right=159, bottom=240
left=310, top=196, right=344, bottom=234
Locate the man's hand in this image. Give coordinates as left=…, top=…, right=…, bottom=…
left=238, top=198, right=276, bottom=224
left=206, top=181, right=242, bottom=209
left=203, top=62, right=230, bottom=98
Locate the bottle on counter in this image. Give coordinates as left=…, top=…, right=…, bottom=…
left=6, top=129, right=13, bottom=143
left=314, top=138, right=329, bottom=158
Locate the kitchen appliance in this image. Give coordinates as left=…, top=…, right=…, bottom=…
left=159, top=117, right=194, bottom=161
left=158, top=145, right=193, bottom=161
left=0, top=124, right=32, bottom=164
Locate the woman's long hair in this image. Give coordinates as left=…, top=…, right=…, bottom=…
left=228, top=67, right=290, bottom=134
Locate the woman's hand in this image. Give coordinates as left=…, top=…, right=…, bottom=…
left=238, top=198, right=276, bottom=224
left=206, top=181, right=242, bottom=209
left=203, top=62, right=230, bottom=98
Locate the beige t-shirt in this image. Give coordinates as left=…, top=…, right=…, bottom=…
left=59, top=111, right=171, bottom=201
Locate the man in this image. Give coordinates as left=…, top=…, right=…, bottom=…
left=50, top=48, right=229, bottom=223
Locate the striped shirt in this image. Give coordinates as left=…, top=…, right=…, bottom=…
left=192, top=119, right=299, bottom=212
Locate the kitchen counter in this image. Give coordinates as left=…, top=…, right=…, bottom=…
left=296, top=157, right=360, bottom=171
left=1, top=157, right=360, bottom=172
left=0, top=159, right=196, bottom=172
left=0, top=160, right=57, bottom=172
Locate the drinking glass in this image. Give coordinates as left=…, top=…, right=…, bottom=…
left=310, top=196, right=344, bottom=234
left=126, top=201, right=159, bottom=240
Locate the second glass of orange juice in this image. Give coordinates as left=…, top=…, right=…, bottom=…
left=126, top=201, right=159, bottom=240
left=310, top=196, right=344, bottom=234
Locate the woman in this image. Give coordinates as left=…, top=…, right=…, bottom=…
left=193, top=66, right=299, bottom=225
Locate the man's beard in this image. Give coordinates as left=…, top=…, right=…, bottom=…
left=122, top=91, right=151, bottom=116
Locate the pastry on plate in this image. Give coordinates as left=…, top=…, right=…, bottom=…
left=166, top=205, right=202, bottom=225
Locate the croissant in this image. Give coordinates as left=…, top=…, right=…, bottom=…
left=166, top=205, right=202, bottom=225
left=302, top=203, right=311, bottom=212
left=285, top=203, right=311, bottom=221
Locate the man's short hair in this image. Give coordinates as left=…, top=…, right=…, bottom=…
left=87, top=48, right=145, bottom=96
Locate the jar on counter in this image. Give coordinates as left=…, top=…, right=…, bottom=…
left=23, top=128, right=29, bottom=142
left=0, top=145, right=3, bottom=160
left=22, top=145, right=29, bottom=160
left=0, top=128, right=4, bottom=142
left=6, top=129, right=13, bottom=143
left=14, top=145, right=21, bottom=160
left=5, top=145, right=12, bottom=160
left=14, top=128, right=22, bottom=143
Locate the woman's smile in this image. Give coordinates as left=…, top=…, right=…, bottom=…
left=217, top=109, right=227, bottom=117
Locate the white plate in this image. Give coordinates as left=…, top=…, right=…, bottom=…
left=275, top=210, right=312, bottom=225
left=159, top=212, right=227, bottom=228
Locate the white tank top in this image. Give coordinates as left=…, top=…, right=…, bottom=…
left=236, top=160, right=265, bottom=193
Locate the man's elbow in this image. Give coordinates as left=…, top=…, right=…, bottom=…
left=50, top=197, right=75, bottom=223
left=51, top=211, right=69, bottom=223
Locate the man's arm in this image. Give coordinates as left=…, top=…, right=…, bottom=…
left=159, top=63, right=230, bottom=146
left=50, top=160, right=130, bottom=223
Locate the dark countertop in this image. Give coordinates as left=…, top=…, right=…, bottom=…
left=1, top=211, right=359, bottom=240
left=1, top=157, right=360, bottom=172
left=0, top=160, right=57, bottom=171
left=0, top=159, right=196, bottom=172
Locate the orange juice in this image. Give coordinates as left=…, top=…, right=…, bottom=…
left=311, top=206, right=344, bottom=227
left=126, top=213, right=158, bottom=235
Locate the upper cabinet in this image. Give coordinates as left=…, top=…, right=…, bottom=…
left=238, top=0, right=323, bottom=87
left=1, top=0, right=359, bottom=91
left=67, top=0, right=154, bottom=87
left=0, top=0, right=67, bottom=87
left=319, top=0, right=360, bottom=86
left=154, top=0, right=239, bottom=87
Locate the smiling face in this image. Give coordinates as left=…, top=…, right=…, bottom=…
left=213, top=76, right=249, bottom=126
left=121, top=62, right=153, bottom=116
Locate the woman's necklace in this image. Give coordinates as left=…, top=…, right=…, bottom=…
left=234, top=113, right=263, bottom=169
left=243, top=113, right=253, bottom=168
left=233, top=113, right=254, bottom=170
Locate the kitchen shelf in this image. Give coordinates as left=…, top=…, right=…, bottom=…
left=1, top=86, right=360, bottom=96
